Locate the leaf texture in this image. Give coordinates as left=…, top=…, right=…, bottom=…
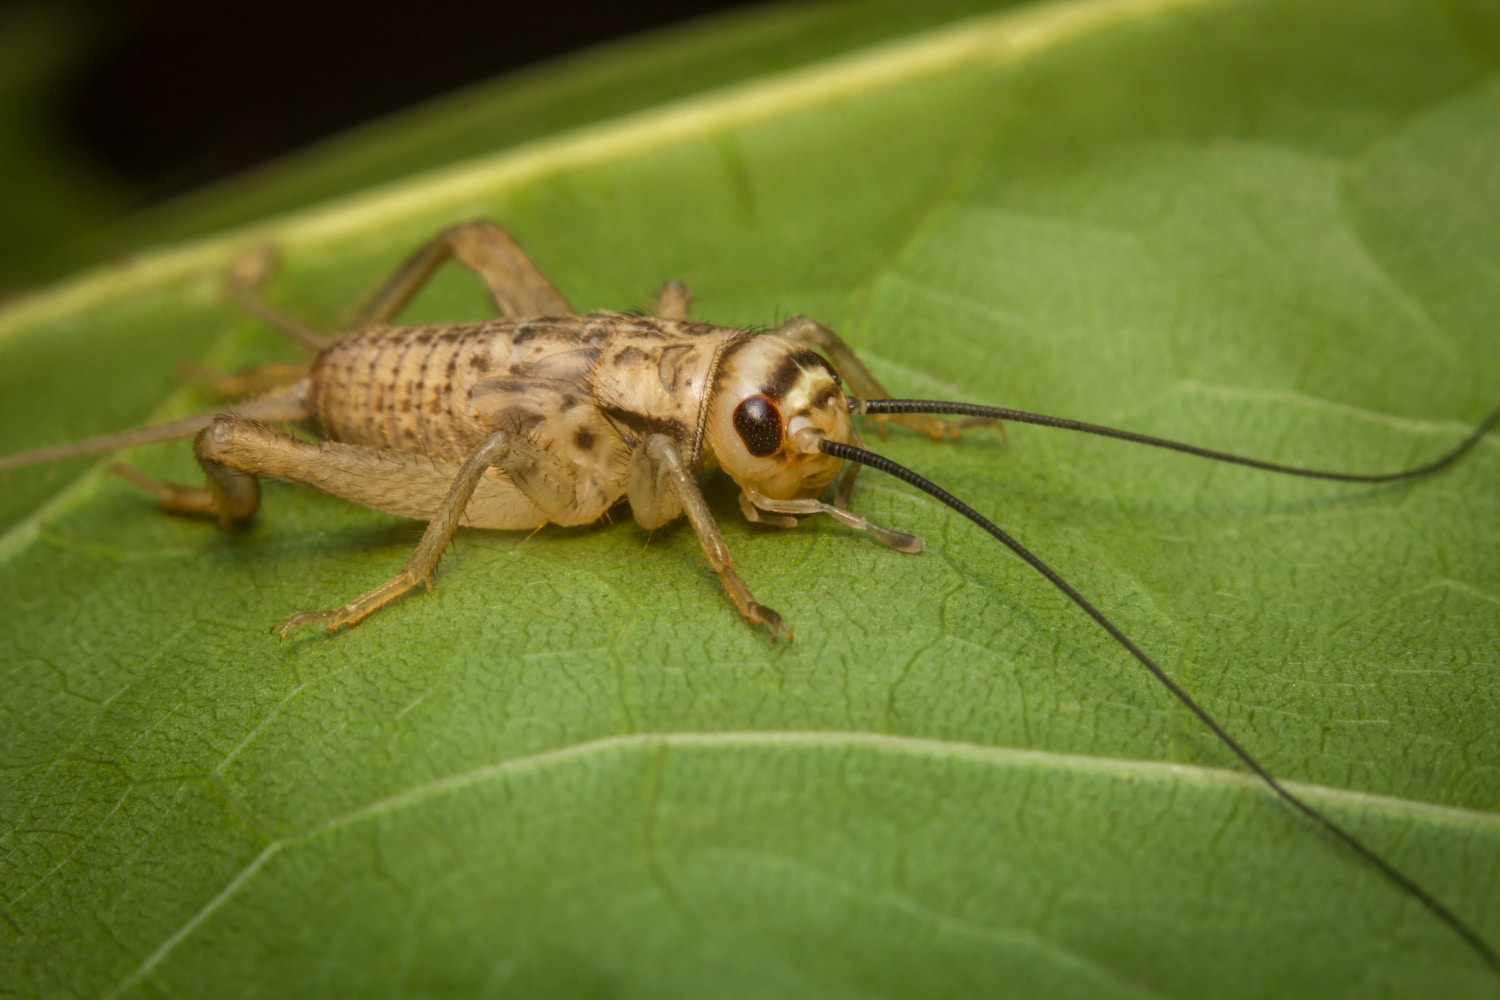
left=1, top=1, right=1498, bottom=996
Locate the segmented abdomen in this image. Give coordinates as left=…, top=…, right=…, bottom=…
left=306, top=322, right=500, bottom=463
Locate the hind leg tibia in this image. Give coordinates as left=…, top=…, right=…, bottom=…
left=355, top=221, right=575, bottom=325
left=108, top=460, right=259, bottom=527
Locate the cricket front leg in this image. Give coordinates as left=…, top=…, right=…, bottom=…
left=739, top=486, right=923, bottom=554
left=627, top=433, right=790, bottom=640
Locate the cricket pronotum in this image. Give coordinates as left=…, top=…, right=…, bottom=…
left=2, top=220, right=1497, bottom=973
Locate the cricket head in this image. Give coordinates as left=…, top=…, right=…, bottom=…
left=706, top=334, right=853, bottom=499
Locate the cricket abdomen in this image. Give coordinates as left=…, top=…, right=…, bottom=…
left=307, top=320, right=524, bottom=462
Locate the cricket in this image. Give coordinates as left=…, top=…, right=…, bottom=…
left=3, top=219, right=1497, bottom=974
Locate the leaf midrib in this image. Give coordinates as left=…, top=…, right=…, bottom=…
left=97, top=727, right=1499, bottom=998
left=0, top=0, right=1232, bottom=345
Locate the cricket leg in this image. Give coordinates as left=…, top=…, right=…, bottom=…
left=190, top=415, right=477, bottom=522
left=740, top=486, right=923, bottom=554
left=486, top=434, right=616, bottom=526
left=653, top=280, right=691, bottom=320
left=63, top=386, right=307, bottom=511
left=737, top=491, right=797, bottom=529
left=110, top=402, right=447, bottom=527
left=108, top=460, right=259, bottom=526
left=354, top=220, right=575, bottom=325
left=628, top=433, right=790, bottom=639
left=149, top=414, right=521, bottom=634
left=270, top=429, right=515, bottom=636
left=179, top=361, right=311, bottom=400
left=224, top=246, right=334, bottom=352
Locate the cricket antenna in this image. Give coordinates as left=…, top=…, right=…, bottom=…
left=818, top=434, right=1500, bottom=976
left=857, top=398, right=1500, bottom=482
left=0, top=386, right=308, bottom=473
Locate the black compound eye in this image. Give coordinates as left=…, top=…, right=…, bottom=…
left=732, top=394, right=783, bottom=457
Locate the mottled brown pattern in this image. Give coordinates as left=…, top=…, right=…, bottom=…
left=656, top=344, right=696, bottom=393
left=762, top=349, right=827, bottom=401
left=305, top=316, right=750, bottom=514
left=612, top=345, right=651, bottom=369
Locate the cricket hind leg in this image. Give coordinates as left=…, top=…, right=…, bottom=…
left=74, top=386, right=308, bottom=518
left=112, top=409, right=451, bottom=529
left=274, top=429, right=517, bottom=637
left=227, top=220, right=576, bottom=350
left=108, top=460, right=259, bottom=527
left=225, top=247, right=334, bottom=352
left=627, top=433, right=790, bottom=639
left=174, top=414, right=539, bottom=635
left=353, top=220, right=576, bottom=325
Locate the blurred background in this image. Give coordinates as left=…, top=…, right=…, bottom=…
left=0, top=0, right=765, bottom=289
left=55, top=0, right=761, bottom=201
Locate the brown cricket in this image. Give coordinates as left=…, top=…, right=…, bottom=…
left=4, top=221, right=959, bottom=639
left=2, top=219, right=1497, bottom=973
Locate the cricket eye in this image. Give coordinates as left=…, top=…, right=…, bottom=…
left=733, top=394, right=783, bottom=457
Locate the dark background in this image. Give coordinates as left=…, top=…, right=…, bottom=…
left=53, top=0, right=761, bottom=204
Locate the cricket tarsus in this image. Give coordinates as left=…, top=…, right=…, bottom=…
left=860, top=398, right=1500, bottom=481
left=820, top=436, right=1500, bottom=975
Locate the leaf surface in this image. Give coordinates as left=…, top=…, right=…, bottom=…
left=2, top=1, right=1498, bottom=997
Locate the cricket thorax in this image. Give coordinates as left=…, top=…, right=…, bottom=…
left=583, top=314, right=748, bottom=465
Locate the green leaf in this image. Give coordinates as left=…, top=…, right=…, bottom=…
left=2, top=0, right=1498, bottom=997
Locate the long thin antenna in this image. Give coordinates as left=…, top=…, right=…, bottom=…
left=857, top=399, right=1500, bottom=481
left=0, top=385, right=308, bottom=472
left=819, top=436, right=1500, bottom=975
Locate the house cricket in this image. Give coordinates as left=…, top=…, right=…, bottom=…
left=2, top=219, right=1498, bottom=974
